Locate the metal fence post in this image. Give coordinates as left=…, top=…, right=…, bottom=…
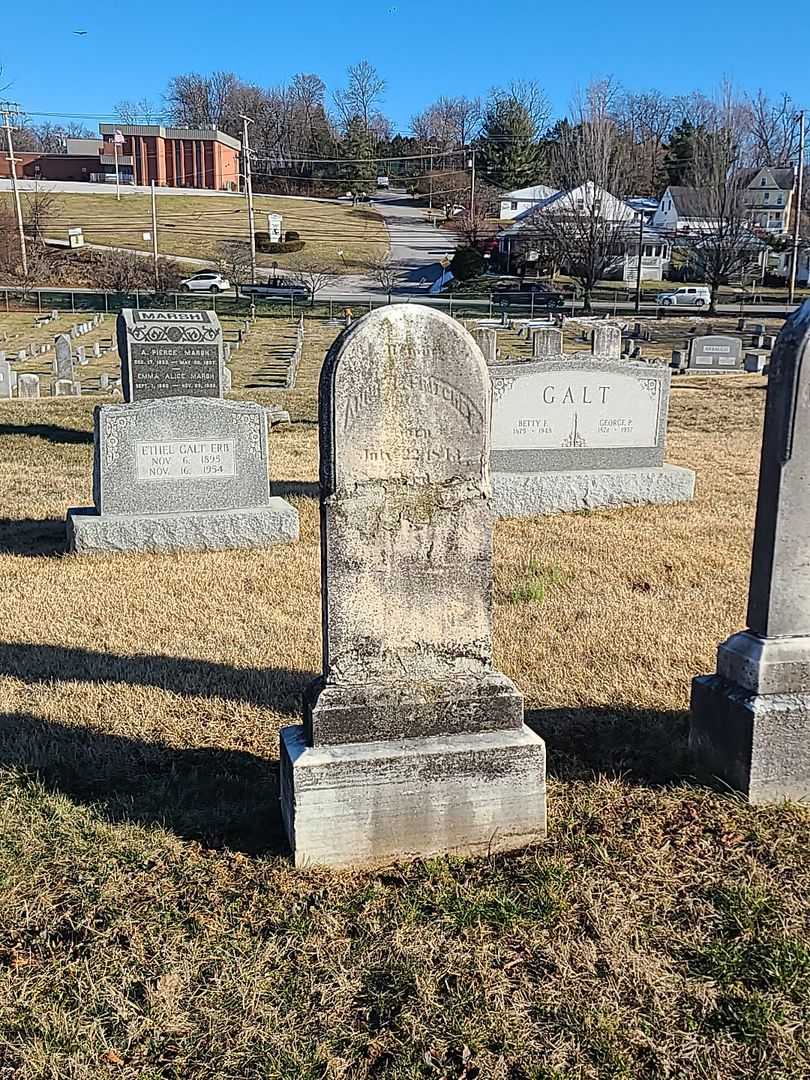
left=37, top=291, right=41, bottom=314
left=136, top=289, right=140, bottom=310
left=104, top=292, right=109, bottom=314
left=449, top=295, right=453, bottom=318
left=71, top=291, right=75, bottom=314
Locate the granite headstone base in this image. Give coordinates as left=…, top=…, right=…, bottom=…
left=280, top=723, right=547, bottom=868
left=491, top=464, right=696, bottom=517
left=689, top=630, right=810, bottom=803
left=66, top=500, right=298, bottom=555
left=305, top=672, right=523, bottom=745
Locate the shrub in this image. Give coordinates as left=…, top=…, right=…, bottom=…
left=284, top=230, right=300, bottom=242
left=450, top=245, right=486, bottom=281
left=255, top=233, right=305, bottom=255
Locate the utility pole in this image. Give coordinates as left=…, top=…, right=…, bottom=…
left=427, top=144, right=436, bottom=213
left=150, top=180, right=159, bottom=292
left=468, top=147, right=477, bottom=219
left=1, top=101, right=28, bottom=278
left=789, top=110, right=806, bottom=306
left=240, top=115, right=257, bottom=285
left=634, top=209, right=645, bottom=314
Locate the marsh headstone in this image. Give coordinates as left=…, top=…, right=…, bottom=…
left=592, top=323, right=621, bottom=358
left=279, top=304, right=546, bottom=868
left=532, top=327, right=563, bottom=357
left=117, top=309, right=224, bottom=402
left=489, top=354, right=695, bottom=516
left=688, top=335, right=743, bottom=372
left=67, top=396, right=299, bottom=555
left=17, top=374, right=40, bottom=399
left=55, top=335, right=74, bottom=381
left=691, top=301, right=810, bottom=802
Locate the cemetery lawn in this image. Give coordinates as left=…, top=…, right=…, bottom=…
left=0, top=327, right=809, bottom=1077
left=0, top=190, right=389, bottom=271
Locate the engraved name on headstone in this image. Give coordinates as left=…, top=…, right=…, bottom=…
left=688, top=335, right=743, bottom=371
left=117, top=309, right=224, bottom=402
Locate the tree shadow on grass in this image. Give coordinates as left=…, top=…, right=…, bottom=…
left=0, top=423, right=93, bottom=444
left=526, top=705, right=690, bottom=786
left=0, top=643, right=314, bottom=715
left=0, top=518, right=68, bottom=557
left=0, top=711, right=286, bottom=854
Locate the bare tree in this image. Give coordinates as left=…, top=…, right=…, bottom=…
left=526, top=87, right=637, bottom=311
left=115, top=97, right=162, bottom=124
left=747, top=90, right=801, bottom=166
left=164, top=71, right=240, bottom=132
left=293, top=261, right=338, bottom=305
left=411, top=95, right=482, bottom=151
left=23, top=183, right=60, bottom=241
left=679, top=91, right=763, bottom=313
left=334, top=60, right=387, bottom=137
left=618, top=89, right=674, bottom=193
left=363, top=254, right=400, bottom=302
left=217, top=239, right=252, bottom=285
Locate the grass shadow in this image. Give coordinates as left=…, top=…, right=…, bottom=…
left=273, top=480, right=318, bottom=500
left=0, top=518, right=68, bottom=557
left=0, top=643, right=313, bottom=715
left=526, top=705, right=690, bottom=786
left=0, top=712, right=285, bottom=854
left=0, top=423, right=93, bottom=444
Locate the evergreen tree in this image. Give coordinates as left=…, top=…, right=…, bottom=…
left=478, top=97, right=542, bottom=190
left=663, top=121, right=700, bottom=187
left=343, top=116, right=376, bottom=187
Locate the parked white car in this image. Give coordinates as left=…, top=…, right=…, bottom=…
left=656, top=285, right=711, bottom=307
left=181, top=271, right=231, bottom=294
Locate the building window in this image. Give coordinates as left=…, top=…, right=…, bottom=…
left=511, top=201, right=518, bottom=210
left=764, top=192, right=770, bottom=202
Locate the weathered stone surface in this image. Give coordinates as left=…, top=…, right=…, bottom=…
left=532, top=327, right=563, bottom=357
left=592, top=323, right=621, bottom=358
left=54, top=334, right=74, bottom=382
left=690, top=300, right=810, bottom=801
left=688, top=335, right=743, bottom=372
left=0, top=360, right=12, bottom=399
left=67, top=501, right=299, bottom=555
left=283, top=304, right=544, bottom=866
left=745, top=352, right=768, bottom=373
left=17, top=374, right=40, bottom=399
left=492, top=464, right=696, bottom=517
left=223, top=367, right=233, bottom=393
left=280, top=724, right=547, bottom=868
left=475, top=327, right=497, bottom=363
left=117, top=309, right=224, bottom=402
left=490, top=356, right=671, bottom=472
left=53, top=379, right=81, bottom=397
left=91, top=396, right=271, bottom=517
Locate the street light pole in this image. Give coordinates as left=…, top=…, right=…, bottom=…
left=788, top=110, right=806, bottom=306
left=1, top=101, right=28, bottom=278
left=468, top=147, right=477, bottom=218
left=240, top=114, right=257, bottom=285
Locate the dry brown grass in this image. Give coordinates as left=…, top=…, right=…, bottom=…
left=0, top=322, right=807, bottom=1078
left=1, top=190, right=388, bottom=271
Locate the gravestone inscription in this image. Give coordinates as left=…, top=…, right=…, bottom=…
left=280, top=305, right=546, bottom=868
left=117, top=309, right=224, bottom=402
left=688, top=335, right=743, bottom=372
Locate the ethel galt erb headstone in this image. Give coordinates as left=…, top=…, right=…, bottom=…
left=690, top=301, right=810, bottom=801
left=280, top=305, right=546, bottom=867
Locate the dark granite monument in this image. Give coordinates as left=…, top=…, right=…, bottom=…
left=117, top=309, right=224, bottom=402
left=687, top=335, right=743, bottom=372
left=280, top=304, right=546, bottom=867
left=690, top=301, right=810, bottom=801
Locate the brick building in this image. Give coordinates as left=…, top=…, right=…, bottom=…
left=98, top=125, right=241, bottom=190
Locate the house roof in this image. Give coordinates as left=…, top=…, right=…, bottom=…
left=500, top=184, right=558, bottom=202
left=738, top=166, right=795, bottom=190
left=667, top=186, right=715, bottom=219
left=625, top=196, right=659, bottom=213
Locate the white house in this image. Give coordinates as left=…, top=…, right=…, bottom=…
left=739, top=167, right=794, bottom=234
left=498, top=184, right=558, bottom=221
left=498, top=182, right=671, bottom=279
left=653, top=187, right=716, bottom=233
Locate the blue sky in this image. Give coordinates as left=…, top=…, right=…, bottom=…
left=3, top=1, right=808, bottom=130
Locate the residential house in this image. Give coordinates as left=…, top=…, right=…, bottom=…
left=739, top=167, right=794, bottom=234
left=498, top=182, right=672, bottom=281
left=498, top=184, right=558, bottom=221
left=653, top=187, right=717, bottom=233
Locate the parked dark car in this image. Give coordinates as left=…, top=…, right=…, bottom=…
left=492, top=283, right=565, bottom=309
left=240, top=282, right=311, bottom=301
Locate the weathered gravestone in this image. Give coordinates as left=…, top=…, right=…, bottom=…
left=474, top=327, right=497, bottom=364
left=687, top=335, right=743, bottom=372
left=280, top=305, right=546, bottom=868
left=690, top=302, right=810, bottom=802
left=117, top=309, right=224, bottom=402
left=532, top=327, right=563, bottom=358
left=53, top=379, right=81, bottom=397
left=17, top=374, right=40, bottom=399
left=745, top=352, right=768, bottom=374
left=66, top=397, right=299, bottom=554
left=592, top=323, right=621, bottom=359
left=489, top=355, right=695, bottom=517
left=0, top=359, right=13, bottom=399
left=54, top=335, right=74, bottom=382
